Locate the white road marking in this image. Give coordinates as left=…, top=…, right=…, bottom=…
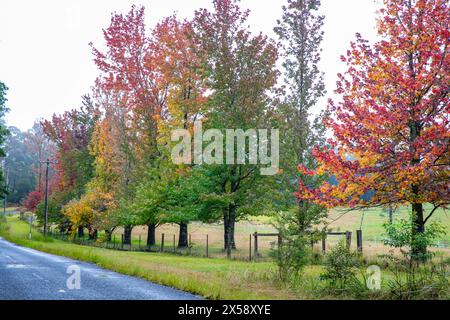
left=6, top=264, right=33, bottom=269
left=32, top=273, right=44, bottom=280
left=3, top=255, right=16, bottom=262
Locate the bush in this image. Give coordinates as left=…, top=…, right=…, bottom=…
left=321, top=240, right=361, bottom=290
left=383, top=219, right=446, bottom=262
left=271, top=235, right=310, bottom=282
left=271, top=204, right=327, bottom=283
left=380, top=254, right=449, bottom=300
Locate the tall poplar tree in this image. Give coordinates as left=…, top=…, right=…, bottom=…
left=275, top=0, right=327, bottom=235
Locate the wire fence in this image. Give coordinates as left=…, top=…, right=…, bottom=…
left=29, top=218, right=450, bottom=262
left=44, top=226, right=280, bottom=262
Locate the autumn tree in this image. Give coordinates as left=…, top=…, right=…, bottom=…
left=146, top=16, right=207, bottom=248
left=91, top=5, right=168, bottom=165
left=192, top=0, right=280, bottom=250
left=41, top=95, right=100, bottom=228
left=88, top=84, right=136, bottom=242
left=63, top=186, right=118, bottom=240
left=57, top=89, right=128, bottom=239
left=297, top=0, right=449, bottom=259
left=24, top=191, right=42, bottom=212
left=91, top=6, right=170, bottom=244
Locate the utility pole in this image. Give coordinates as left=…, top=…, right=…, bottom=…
left=3, top=180, right=6, bottom=217
left=40, top=158, right=56, bottom=237
left=2, top=165, right=7, bottom=217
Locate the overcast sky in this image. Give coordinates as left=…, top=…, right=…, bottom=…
left=0, top=0, right=380, bottom=131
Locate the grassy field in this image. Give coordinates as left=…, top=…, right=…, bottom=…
left=327, top=204, right=450, bottom=244
left=323, top=205, right=450, bottom=258
left=0, top=215, right=311, bottom=299
left=105, top=205, right=449, bottom=260
left=2, top=215, right=448, bottom=300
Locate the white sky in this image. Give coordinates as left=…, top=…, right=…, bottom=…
left=0, top=0, right=380, bottom=131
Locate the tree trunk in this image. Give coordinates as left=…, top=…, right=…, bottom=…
left=223, top=207, right=236, bottom=250
left=123, top=225, right=133, bottom=245
left=224, top=216, right=229, bottom=250
left=178, top=222, right=188, bottom=248
left=229, top=218, right=236, bottom=249
left=407, top=46, right=426, bottom=260
left=411, top=199, right=426, bottom=260
left=147, top=223, right=156, bottom=247
left=409, top=120, right=426, bottom=260
left=105, top=229, right=112, bottom=242
left=77, top=226, right=84, bottom=238
left=88, top=227, right=97, bottom=241
left=298, top=200, right=307, bottom=232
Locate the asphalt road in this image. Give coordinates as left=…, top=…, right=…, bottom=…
left=3, top=210, right=19, bottom=215
left=0, top=237, right=201, bottom=300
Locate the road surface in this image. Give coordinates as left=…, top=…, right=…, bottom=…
left=3, top=210, right=19, bottom=215
left=0, top=237, right=201, bottom=300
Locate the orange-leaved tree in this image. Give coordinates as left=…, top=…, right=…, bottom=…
left=297, top=0, right=449, bottom=257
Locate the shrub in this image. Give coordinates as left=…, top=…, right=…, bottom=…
left=271, top=204, right=327, bottom=283
left=380, top=254, right=449, bottom=300
left=271, top=235, right=310, bottom=282
left=383, top=219, right=446, bottom=262
left=321, top=240, right=361, bottom=290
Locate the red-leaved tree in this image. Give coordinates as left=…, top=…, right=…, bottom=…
left=24, top=191, right=43, bottom=212
left=297, top=0, right=449, bottom=256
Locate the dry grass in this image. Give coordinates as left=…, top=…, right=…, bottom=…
left=3, top=215, right=448, bottom=300
left=110, top=205, right=449, bottom=260
left=1, top=215, right=318, bottom=300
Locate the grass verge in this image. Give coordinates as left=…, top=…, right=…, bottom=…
left=0, top=215, right=313, bottom=300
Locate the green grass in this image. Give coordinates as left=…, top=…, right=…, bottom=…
left=52, top=203, right=448, bottom=262
left=102, top=204, right=449, bottom=260
left=0, top=215, right=311, bottom=300
left=2, top=214, right=448, bottom=300
left=327, top=205, right=450, bottom=246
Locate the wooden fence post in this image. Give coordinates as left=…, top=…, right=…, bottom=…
left=206, top=234, right=209, bottom=258
left=249, top=234, right=252, bottom=262
left=161, top=233, right=165, bottom=252
left=188, top=234, right=192, bottom=255
left=357, top=229, right=363, bottom=254
left=254, top=232, right=258, bottom=259
left=322, top=234, right=326, bottom=253
left=346, top=231, right=352, bottom=250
